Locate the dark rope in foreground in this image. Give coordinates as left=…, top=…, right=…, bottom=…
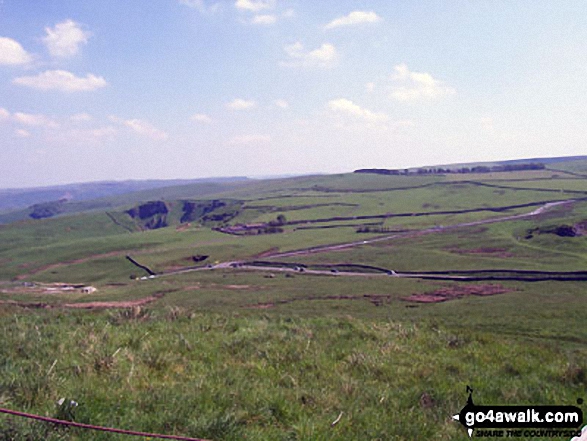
left=0, top=407, right=210, bottom=441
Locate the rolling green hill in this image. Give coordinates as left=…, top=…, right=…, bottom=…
left=1, top=156, right=586, bottom=440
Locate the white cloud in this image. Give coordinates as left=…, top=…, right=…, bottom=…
left=0, top=37, right=32, bottom=65
left=235, top=0, right=274, bottom=12
left=86, top=126, right=116, bottom=138
left=179, top=0, right=220, bottom=14
left=251, top=14, right=277, bottom=25
left=281, top=42, right=337, bottom=68
left=74, top=126, right=116, bottom=140
left=70, top=113, right=93, bottom=122
left=13, top=70, right=107, bottom=92
left=229, top=134, right=271, bottom=144
left=282, top=8, right=295, bottom=18
left=42, top=20, right=90, bottom=58
left=480, top=117, right=494, bottom=131
left=325, top=11, right=382, bottom=30
left=226, top=98, right=256, bottom=110
left=16, top=129, right=31, bottom=138
left=13, top=112, right=59, bottom=128
left=327, top=98, right=388, bottom=123
left=390, top=64, right=455, bottom=102
left=191, top=113, right=213, bottom=123
left=274, top=99, right=288, bottom=109
left=0, top=108, right=10, bottom=120
left=123, top=119, right=168, bottom=141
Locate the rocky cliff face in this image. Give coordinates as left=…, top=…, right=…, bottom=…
left=123, top=199, right=241, bottom=230
left=126, top=201, right=169, bottom=220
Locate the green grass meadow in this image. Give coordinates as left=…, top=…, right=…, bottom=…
left=1, top=169, right=587, bottom=440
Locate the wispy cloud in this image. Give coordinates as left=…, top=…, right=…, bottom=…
left=324, top=11, right=382, bottom=30
left=0, top=108, right=10, bottom=120
left=390, top=64, right=455, bottom=102
left=178, top=0, right=220, bottom=14
left=13, top=112, right=59, bottom=128
left=281, top=42, right=337, bottom=68
left=15, top=129, right=31, bottom=138
left=123, top=119, right=168, bottom=141
left=327, top=98, right=388, bottom=123
left=13, top=70, right=107, bottom=92
left=191, top=113, right=213, bottom=123
left=0, top=37, right=32, bottom=65
left=273, top=99, right=289, bottom=109
left=229, top=134, right=271, bottom=144
left=226, top=98, right=256, bottom=110
left=42, top=20, right=90, bottom=58
left=251, top=14, right=277, bottom=25
left=70, top=113, right=93, bottom=122
left=235, top=0, right=274, bottom=12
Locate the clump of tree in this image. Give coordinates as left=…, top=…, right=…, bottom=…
left=525, top=224, right=577, bottom=239
left=355, top=163, right=545, bottom=176
left=28, top=199, right=68, bottom=219
left=269, top=214, right=287, bottom=226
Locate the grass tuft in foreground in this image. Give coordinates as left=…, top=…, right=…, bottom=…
left=0, top=308, right=585, bottom=440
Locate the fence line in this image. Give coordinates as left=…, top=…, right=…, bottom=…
left=0, top=407, right=210, bottom=441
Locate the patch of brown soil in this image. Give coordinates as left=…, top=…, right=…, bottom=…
left=456, top=226, right=488, bottom=238
left=243, top=293, right=393, bottom=309
left=254, top=247, right=280, bottom=258
left=2, top=282, right=86, bottom=295
left=403, top=284, right=512, bottom=303
left=247, top=302, right=275, bottom=309
left=574, top=220, right=587, bottom=236
left=175, top=223, right=191, bottom=232
left=445, top=247, right=514, bottom=258
left=0, top=292, right=167, bottom=310
left=63, top=293, right=165, bottom=309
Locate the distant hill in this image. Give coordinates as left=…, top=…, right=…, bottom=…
left=0, top=177, right=248, bottom=213
left=3, top=154, right=587, bottom=226
left=430, top=155, right=587, bottom=171
left=0, top=178, right=251, bottom=224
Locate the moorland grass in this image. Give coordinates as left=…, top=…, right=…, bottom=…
left=0, top=309, right=585, bottom=441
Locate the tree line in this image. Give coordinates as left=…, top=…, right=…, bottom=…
left=355, top=163, right=545, bottom=176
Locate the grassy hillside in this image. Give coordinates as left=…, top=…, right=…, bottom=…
left=1, top=159, right=587, bottom=440
left=0, top=310, right=585, bottom=441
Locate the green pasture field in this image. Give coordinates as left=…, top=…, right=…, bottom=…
left=444, top=169, right=572, bottom=181
left=547, top=159, right=587, bottom=174
left=477, top=178, right=587, bottom=193
left=287, top=201, right=587, bottom=273
left=1, top=167, right=587, bottom=440
left=1, top=309, right=585, bottom=441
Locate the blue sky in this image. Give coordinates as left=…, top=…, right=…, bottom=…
left=1, top=1, right=586, bottom=188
